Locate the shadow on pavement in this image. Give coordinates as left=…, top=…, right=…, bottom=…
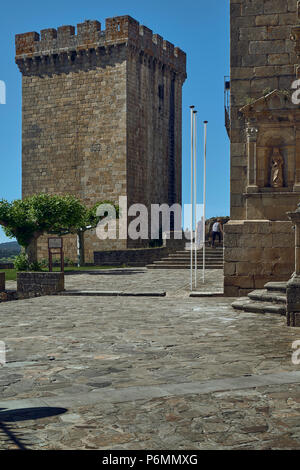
left=0, top=406, right=67, bottom=450
left=64, top=269, right=146, bottom=276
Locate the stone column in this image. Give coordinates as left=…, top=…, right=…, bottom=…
left=246, top=126, right=259, bottom=193
left=294, top=126, right=300, bottom=192
left=287, top=204, right=300, bottom=327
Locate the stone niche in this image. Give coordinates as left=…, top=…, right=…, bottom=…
left=241, top=90, right=300, bottom=221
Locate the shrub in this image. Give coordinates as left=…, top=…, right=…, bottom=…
left=14, top=253, right=30, bottom=271
left=40, top=258, right=49, bottom=268
left=14, top=253, right=44, bottom=272
left=29, top=261, right=44, bottom=272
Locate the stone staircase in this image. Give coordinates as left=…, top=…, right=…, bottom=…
left=232, top=281, right=287, bottom=316
left=147, top=244, right=224, bottom=270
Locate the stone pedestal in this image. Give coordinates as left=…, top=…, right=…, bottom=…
left=0, top=273, right=5, bottom=292
left=287, top=205, right=300, bottom=327
left=287, top=275, right=300, bottom=327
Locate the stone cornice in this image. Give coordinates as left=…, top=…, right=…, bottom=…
left=240, top=90, right=300, bottom=124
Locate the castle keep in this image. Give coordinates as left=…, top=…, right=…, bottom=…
left=225, top=0, right=300, bottom=296
left=15, top=16, right=186, bottom=262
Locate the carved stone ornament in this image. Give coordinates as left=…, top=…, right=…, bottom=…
left=270, top=147, right=284, bottom=188
left=246, top=126, right=258, bottom=142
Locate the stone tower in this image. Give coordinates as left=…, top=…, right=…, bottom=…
left=225, top=0, right=300, bottom=296
left=15, top=16, right=186, bottom=262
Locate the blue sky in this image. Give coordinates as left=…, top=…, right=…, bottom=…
left=0, top=0, right=230, bottom=243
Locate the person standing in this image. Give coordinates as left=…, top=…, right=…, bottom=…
left=211, top=219, right=223, bottom=247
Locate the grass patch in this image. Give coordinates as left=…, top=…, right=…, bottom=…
left=0, top=265, right=120, bottom=281
left=1, top=269, right=17, bottom=281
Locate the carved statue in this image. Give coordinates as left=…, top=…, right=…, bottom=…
left=271, top=147, right=284, bottom=188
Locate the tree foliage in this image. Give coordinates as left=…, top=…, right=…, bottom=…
left=82, top=200, right=120, bottom=232
left=0, top=194, right=87, bottom=247
left=0, top=194, right=119, bottom=266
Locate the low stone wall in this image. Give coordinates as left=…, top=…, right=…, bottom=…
left=17, top=272, right=64, bottom=297
left=0, top=273, right=5, bottom=292
left=0, top=263, right=14, bottom=269
left=94, top=238, right=185, bottom=267
left=224, top=220, right=294, bottom=297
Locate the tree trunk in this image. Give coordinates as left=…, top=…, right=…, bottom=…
left=25, top=237, right=38, bottom=265
left=77, top=231, right=85, bottom=267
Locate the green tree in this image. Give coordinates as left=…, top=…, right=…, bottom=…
left=0, top=195, right=119, bottom=267
left=0, top=194, right=87, bottom=264
left=75, top=201, right=119, bottom=266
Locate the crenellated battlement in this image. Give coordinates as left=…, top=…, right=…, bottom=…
left=15, top=15, right=186, bottom=75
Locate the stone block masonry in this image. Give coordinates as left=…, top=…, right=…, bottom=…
left=230, top=0, right=298, bottom=221
left=226, top=1, right=300, bottom=296
left=15, top=16, right=187, bottom=263
left=224, top=220, right=294, bottom=297
left=287, top=275, right=300, bottom=326
left=94, top=237, right=185, bottom=267
left=17, top=272, right=65, bottom=298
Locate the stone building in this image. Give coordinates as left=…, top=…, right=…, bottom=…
left=225, top=0, right=300, bottom=296
left=15, top=16, right=186, bottom=263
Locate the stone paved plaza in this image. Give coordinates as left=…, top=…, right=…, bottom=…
left=1, top=268, right=300, bottom=450
left=6, top=267, right=224, bottom=296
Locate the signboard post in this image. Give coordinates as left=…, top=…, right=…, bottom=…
left=48, top=237, right=64, bottom=272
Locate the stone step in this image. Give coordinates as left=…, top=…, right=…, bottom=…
left=146, top=245, right=224, bottom=270
left=147, top=264, right=224, bottom=270
left=168, top=254, right=223, bottom=259
left=165, top=251, right=223, bottom=258
left=165, top=253, right=223, bottom=257
left=160, top=258, right=223, bottom=263
left=232, top=298, right=286, bottom=316
left=171, top=250, right=223, bottom=254
left=248, top=289, right=286, bottom=304
left=152, top=260, right=223, bottom=265
left=264, top=282, right=287, bottom=293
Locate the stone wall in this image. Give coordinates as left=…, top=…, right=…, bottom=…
left=0, top=264, right=14, bottom=270
left=126, top=42, right=183, bottom=247
left=17, top=272, right=64, bottom=297
left=224, top=220, right=294, bottom=296
left=230, top=0, right=298, bottom=220
left=226, top=0, right=299, bottom=295
left=15, top=16, right=186, bottom=262
left=94, top=237, right=185, bottom=267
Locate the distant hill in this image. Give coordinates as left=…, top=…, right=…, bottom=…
left=0, top=241, right=21, bottom=257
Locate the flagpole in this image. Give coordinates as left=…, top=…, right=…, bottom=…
left=193, top=111, right=197, bottom=289
left=190, top=106, right=195, bottom=291
left=203, top=121, right=208, bottom=284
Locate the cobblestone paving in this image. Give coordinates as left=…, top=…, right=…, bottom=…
left=6, top=268, right=224, bottom=295
left=65, top=268, right=224, bottom=295
left=1, top=269, right=300, bottom=449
